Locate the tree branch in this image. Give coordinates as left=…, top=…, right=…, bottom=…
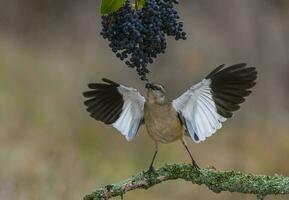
left=83, top=163, right=289, bottom=200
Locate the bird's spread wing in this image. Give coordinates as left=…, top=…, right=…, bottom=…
left=172, top=63, right=257, bottom=143
left=83, top=78, right=146, bottom=141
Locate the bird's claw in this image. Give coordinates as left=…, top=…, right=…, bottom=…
left=192, top=160, right=201, bottom=173
left=146, top=165, right=156, bottom=174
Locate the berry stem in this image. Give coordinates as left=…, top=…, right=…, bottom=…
left=134, top=0, right=139, bottom=10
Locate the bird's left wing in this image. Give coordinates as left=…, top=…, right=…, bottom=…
left=172, top=63, right=257, bottom=143
left=83, top=78, right=145, bottom=141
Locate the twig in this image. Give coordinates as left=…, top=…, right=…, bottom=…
left=83, top=163, right=289, bottom=200
left=134, top=0, right=139, bottom=10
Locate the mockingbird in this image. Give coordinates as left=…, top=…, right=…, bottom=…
left=83, top=63, right=257, bottom=171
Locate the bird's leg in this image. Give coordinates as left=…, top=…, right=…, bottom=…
left=146, top=142, right=158, bottom=173
left=181, top=139, right=200, bottom=171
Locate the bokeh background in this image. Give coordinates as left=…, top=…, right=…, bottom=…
left=1, top=0, right=289, bottom=199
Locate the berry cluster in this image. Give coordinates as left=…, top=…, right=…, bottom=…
left=101, top=0, right=186, bottom=80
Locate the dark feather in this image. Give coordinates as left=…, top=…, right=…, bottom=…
left=212, top=87, right=252, bottom=98
left=86, top=94, right=116, bottom=113
left=213, top=92, right=245, bottom=104
left=102, top=101, right=123, bottom=123
left=102, top=78, right=120, bottom=86
left=83, top=90, right=100, bottom=98
left=88, top=83, right=114, bottom=90
left=88, top=96, right=116, bottom=115
left=213, top=97, right=240, bottom=112
left=83, top=79, right=124, bottom=124
left=219, top=63, right=247, bottom=73
left=205, top=64, right=225, bottom=79
left=91, top=102, right=116, bottom=123
left=215, top=104, right=233, bottom=118
left=207, top=63, right=257, bottom=118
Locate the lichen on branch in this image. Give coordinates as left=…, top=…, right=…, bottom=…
left=83, top=163, right=289, bottom=200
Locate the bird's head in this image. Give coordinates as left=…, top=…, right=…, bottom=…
left=146, top=83, right=166, bottom=104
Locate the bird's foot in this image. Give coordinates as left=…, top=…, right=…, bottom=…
left=145, top=165, right=156, bottom=174
left=192, top=160, right=201, bottom=173
left=145, top=165, right=157, bottom=186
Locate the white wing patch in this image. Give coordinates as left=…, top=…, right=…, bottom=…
left=113, top=85, right=145, bottom=141
left=172, top=79, right=226, bottom=143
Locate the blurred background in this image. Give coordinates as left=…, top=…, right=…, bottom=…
left=1, top=0, right=289, bottom=199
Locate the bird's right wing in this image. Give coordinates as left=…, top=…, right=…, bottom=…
left=173, top=63, right=257, bottom=143
left=83, top=79, right=146, bottom=141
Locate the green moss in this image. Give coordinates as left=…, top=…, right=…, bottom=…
left=84, top=163, right=289, bottom=200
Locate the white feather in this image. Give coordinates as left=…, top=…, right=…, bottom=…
left=112, top=85, right=145, bottom=141
left=197, top=101, right=214, bottom=136
left=198, top=97, right=217, bottom=130
left=172, top=79, right=227, bottom=143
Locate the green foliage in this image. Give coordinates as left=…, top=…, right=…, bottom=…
left=139, top=0, right=146, bottom=7
left=100, top=0, right=146, bottom=14
left=100, top=0, right=126, bottom=15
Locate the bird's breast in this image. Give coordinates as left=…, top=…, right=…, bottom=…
left=144, top=103, right=184, bottom=143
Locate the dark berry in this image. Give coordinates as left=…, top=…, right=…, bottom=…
left=100, top=0, right=186, bottom=81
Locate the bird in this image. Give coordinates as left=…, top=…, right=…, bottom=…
left=82, top=63, right=257, bottom=172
